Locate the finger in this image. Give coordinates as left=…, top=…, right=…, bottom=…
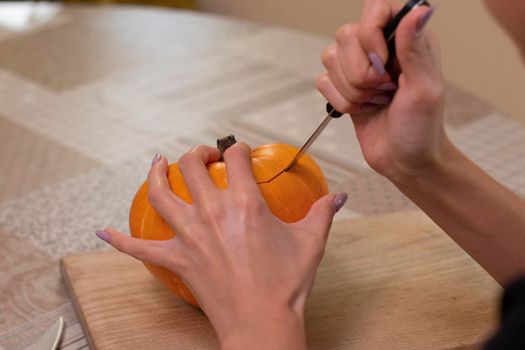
left=223, top=142, right=261, bottom=194
left=357, top=0, right=394, bottom=74
left=395, top=6, right=441, bottom=88
left=335, top=23, right=392, bottom=88
left=295, top=193, right=348, bottom=242
left=178, top=145, right=222, bottom=201
left=322, top=44, right=390, bottom=103
left=148, top=154, right=191, bottom=231
left=316, top=73, right=363, bottom=114
left=96, top=227, right=183, bottom=272
left=353, top=103, right=381, bottom=119
left=147, top=154, right=189, bottom=230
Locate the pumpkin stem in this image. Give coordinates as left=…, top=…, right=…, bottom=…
left=217, top=135, right=237, bottom=161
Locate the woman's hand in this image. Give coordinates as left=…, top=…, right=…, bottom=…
left=96, top=144, right=347, bottom=350
left=317, top=0, right=446, bottom=183
left=317, top=0, right=525, bottom=288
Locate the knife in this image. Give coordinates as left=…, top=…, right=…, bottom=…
left=34, top=317, right=64, bottom=350
left=284, top=0, right=430, bottom=172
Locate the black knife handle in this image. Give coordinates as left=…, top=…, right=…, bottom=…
left=326, top=0, right=430, bottom=117
left=326, top=103, right=343, bottom=118
left=384, top=0, right=430, bottom=58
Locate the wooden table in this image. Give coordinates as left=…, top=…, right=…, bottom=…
left=60, top=212, right=501, bottom=349
left=0, top=3, right=524, bottom=349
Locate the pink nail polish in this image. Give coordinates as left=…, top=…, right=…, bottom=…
left=368, top=51, right=386, bottom=76
left=334, top=193, right=348, bottom=212
left=416, top=7, right=435, bottom=33
left=151, top=153, right=162, bottom=165
left=96, top=230, right=111, bottom=243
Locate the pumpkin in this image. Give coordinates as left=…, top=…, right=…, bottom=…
left=129, top=136, right=329, bottom=307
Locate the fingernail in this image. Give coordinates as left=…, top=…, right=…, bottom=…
left=96, top=230, right=110, bottom=243
left=416, top=7, right=435, bottom=33
left=376, top=82, right=397, bottom=91
left=368, top=51, right=386, bottom=76
left=369, top=95, right=392, bottom=105
left=151, top=153, right=162, bottom=165
left=334, top=193, right=348, bottom=212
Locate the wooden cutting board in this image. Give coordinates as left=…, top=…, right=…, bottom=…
left=61, top=211, right=501, bottom=349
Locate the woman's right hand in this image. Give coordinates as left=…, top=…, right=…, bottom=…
left=317, top=0, right=448, bottom=183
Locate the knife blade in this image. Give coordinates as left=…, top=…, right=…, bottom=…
left=34, top=317, right=64, bottom=350
left=284, top=0, right=430, bottom=172
left=283, top=104, right=342, bottom=172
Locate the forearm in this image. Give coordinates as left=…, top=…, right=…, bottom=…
left=393, top=139, right=525, bottom=286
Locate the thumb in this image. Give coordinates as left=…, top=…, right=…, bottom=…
left=395, top=6, right=440, bottom=85
left=297, top=193, right=348, bottom=240
left=95, top=227, right=183, bottom=273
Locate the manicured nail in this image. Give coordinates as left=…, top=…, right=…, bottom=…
left=151, top=153, right=162, bottom=165
left=376, top=82, right=397, bottom=91
left=368, top=51, right=386, bottom=76
left=370, top=95, right=392, bottom=105
left=96, top=230, right=111, bottom=243
left=416, top=7, right=435, bottom=33
left=334, top=193, right=348, bottom=212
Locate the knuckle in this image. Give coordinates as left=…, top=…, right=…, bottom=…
left=321, top=44, right=337, bottom=67
left=204, top=207, right=223, bottom=221
left=237, top=194, right=264, bottom=214
left=316, top=74, right=329, bottom=92
left=187, top=144, right=220, bottom=164
left=199, top=199, right=225, bottom=221
left=356, top=13, right=380, bottom=43
left=355, top=25, right=368, bottom=42
left=347, top=68, right=367, bottom=87
left=191, top=145, right=209, bottom=155
left=178, top=152, right=196, bottom=170
left=224, top=142, right=248, bottom=159
left=335, top=24, right=355, bottom=45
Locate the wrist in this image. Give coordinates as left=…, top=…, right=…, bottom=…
left=217, top=306, right=307, bottom=350
left=388, top=136, right=464, bottom=190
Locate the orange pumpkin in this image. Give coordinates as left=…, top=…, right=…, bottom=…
left=129, top=138, right=329, bottom=307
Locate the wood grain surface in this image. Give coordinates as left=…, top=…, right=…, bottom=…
left=61, top=211, right=501, bottom=349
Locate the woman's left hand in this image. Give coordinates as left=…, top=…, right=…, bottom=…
left=96, top=143, right=347, bottom=350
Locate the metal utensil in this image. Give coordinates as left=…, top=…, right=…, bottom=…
left=283, top=0, right=430, bottom=172
left=34, top=317, right=64, bottom=350
left=283, top=104, right=342, bottom=172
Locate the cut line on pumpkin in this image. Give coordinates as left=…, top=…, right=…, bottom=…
left=256, top=168, right=287, bottom=184
left=217, top=134, right=297, bottom=184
